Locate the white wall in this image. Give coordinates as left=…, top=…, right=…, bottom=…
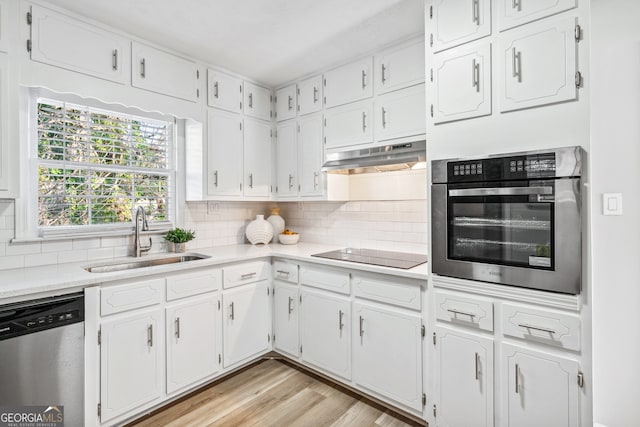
left=590, top=1, right=640, bottom=426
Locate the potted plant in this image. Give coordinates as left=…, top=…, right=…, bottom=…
left=164, top=228, right=195, bottom=253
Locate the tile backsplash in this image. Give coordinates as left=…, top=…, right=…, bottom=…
left=0, top=199, right=427, bottom=271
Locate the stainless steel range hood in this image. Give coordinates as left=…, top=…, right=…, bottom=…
left=322, top=140, right=426, bottom=173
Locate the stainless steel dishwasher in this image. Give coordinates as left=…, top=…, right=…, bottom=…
left=0, top=293, right=84, bottom=426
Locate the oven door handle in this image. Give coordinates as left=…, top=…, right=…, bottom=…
left=448, top=186, right=553, bottom=197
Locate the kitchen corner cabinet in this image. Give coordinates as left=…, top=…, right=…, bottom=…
left=297, top=75, right=323, bottom=115
left=432, top=41, right=492, bottom=123
left=499, top=16, right=579, bottom=113
left=273, top=281, right=300, bottom=358
left=324, top=99, right=373, bottom=150
left=374, top=84, right=426, bottom=142
left=30, top=5, right=129, bottom=84
left=297, top=114, right=324, bottom=197
left=498, top=0, right=577, bottom=31
left=243, top=118, right=272, bottom=198
left=207, top=69, right=243, bottom=113
left=300, top=287, right=351, bottom=380
left=501, top=343, right=580, bottom=427
left=244, top=81, right=272, bottom=121
left=429, top=0, right=492, bottom=52
left=353, top=301, right=423, bottom=411
left=434, top=325, right=494, bottom=427
left=374, top=39, right=425, bottom=95
left=207, top=109, right=243, bottom=198
left=99, top=308, right=163, bottom=423
left=323, top=57, right=373, bottom=108
left=131, top=41, right=200, bottom=102
left=275, top=84, right=297, bottom=122
left=274, top=120, right=298, bottom=198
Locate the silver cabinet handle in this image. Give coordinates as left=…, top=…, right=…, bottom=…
left=515, top=363, right=520, bottom=393
left=175, top=317, right=180, bottom=339
left=475, top=352, right=480, bottom=380
left=338, top=310, right=344, bottom=331
left=213, top=170, right=218, bottom=187
left=214, top=81, right=219, bottom=98
left=518, top=323, right=556, bottom=334
left=140, top=58, right=146, bottom=78
left=359, top=316, right=365, bottom=337
left=288, top=296, right=293, bottom=314
left=288, top=174, right=294, bottom=190
left=313, top=172, right=319, bottom=190
left=381, top=63, right=387, bottom=84
left=512, top=47, right=522, bottom=82
left=147, top=324, right=153, bottom=347
left=313, top=86, right=318, bottom=103
left=248, top=173, right=253, bottom=189
left=447, top=308, right=476, bottom=318
left=248, top=93, right=253, bottom=108
left=288, top=95, right=293, bottom=111
left=472, top=0, right=480, bottom=25
left=381, top=107, right=387, bottom=129
left=361, top=69, right=367, bottom=89
left=362, top=112, right=367, bottom=132
left=276, top=270, right=290, bottom=277
left=472, top=59, right=480, bottom=92
left=229, top=302, right=235, bottom=320
left=112, top=49, right=118, bottom=71
left=241, top=272, right=257, bottom=279
left=512, top=0, right=522, bottom=11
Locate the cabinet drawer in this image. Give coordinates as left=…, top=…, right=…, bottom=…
left=299, top=265, right=350, bottom=295
left=101, top=278, right=163, bottom=316
left=223, top=261, right=270, bottom=289
left=166, top=269, right=222, bottom=301
left=435, top=290, right=494, bottom=332
left=502, top=303, right=581, bottom=351
left=273, top=261, right=298, bottom=284
left=353, top=274, right=421, bottom=310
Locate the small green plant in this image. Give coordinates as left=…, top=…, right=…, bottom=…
left=164, top=228, right=196, bottom=244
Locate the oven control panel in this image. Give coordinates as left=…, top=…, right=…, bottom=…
left=448, top=152, right=557, bottom=182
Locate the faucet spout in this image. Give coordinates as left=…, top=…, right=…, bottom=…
left=134, top=206, right=152, bottom=257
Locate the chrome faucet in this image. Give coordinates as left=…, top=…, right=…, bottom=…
left=134, top=206, right=152, bottom=257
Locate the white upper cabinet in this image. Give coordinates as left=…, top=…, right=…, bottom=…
left=0, top=54, right=8, bottom=193
left=298, top=75, right=323, bottom=115
left=0, top=0, right=9, bottom=53
left=498, top=0, right=578, bottom=31
left=432, top=41, right=492, bottom=123
left=243, top=118, right=272, bottom=198
left=324, top=99, right=373, bottom=150
left=323, top=57, right=373, bottom=108
left=374, top=84, right=426, bottom=142
left=30, top=5, right=129, bottom=84
left=374, top=39, right=425, bottom=95
left=131, top=41, right=200, bottom=102
left=207, top=109, right=243, bottom=197
left=429, top=0, right=492, bottom=52
left=275, top=84, right=297, bottom=122
left=298, top=114, right=324, bottom=197
left=207, top=69, right=242, bottom=113
left=243, top=81, right=272, bottom=121
left=499, top=16, right=579, bottom=112
left=274, top=120, right=298, bottom=198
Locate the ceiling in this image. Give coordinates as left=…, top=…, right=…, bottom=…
left=43, top=0, right=425, bottom=87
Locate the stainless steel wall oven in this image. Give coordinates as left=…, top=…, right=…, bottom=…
left=431, top=146, right=583, bottom=294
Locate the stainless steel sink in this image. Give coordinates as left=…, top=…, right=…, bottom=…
left=84, top=253, right=210, bottom=273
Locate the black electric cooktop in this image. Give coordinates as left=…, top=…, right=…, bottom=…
left=311, top=248, right=428, bottom=270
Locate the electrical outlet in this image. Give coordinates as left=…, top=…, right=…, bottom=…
left=602, top=193, right=623, bottom=216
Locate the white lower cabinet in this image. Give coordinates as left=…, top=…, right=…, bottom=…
left=299, top=287, right=351, bottom=380
left=273, top=281, right=299, bottom=357
left=353, top=301, right=423, bottom=411
left=434, top=325, right=494, bottom=427
left=166, top=295, right=221, bottom=394
left=501, top=343, right=580, bottom=427
left=222, top=281, right=271, bottom=367
left=100, top=308, right=163, bottom=423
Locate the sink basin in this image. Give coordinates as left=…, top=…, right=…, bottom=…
left=84, top=253, right=210, bottom=273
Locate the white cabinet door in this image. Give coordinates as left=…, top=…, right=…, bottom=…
left=244, top=81, right=272, bottom=121
left=298, top=75, right=323, bottom=115
left=131, top=42, right=199, bottom=102
left=432, top=42, right=492, bottom=123
left=275, top=84, right=297, bottom=122
left=298, top=114, right=324, bottom=197
left=207, top=69, right=242, bottom=113
left=434, top=325, right=494, bottom=427
left=429, top=0, right=492, bottom=52
left=30, top=5, right=129, bottom=84
left=0, top=0, right=8, bottom=53
left=375, top=39, right=425, bottom=95
left=243, top=118, right=272, bottom=198
left=501, top=343, right=580, bottom=427
left=375, top=84, right=426, bottom=142
left=222, top=281, right=270, bottom=367
left=353, top=302, right=423, bottom=411
left=498, top=0, right=577, bottom=31
left=166, top=296, right=221, bottom=394
left=273, top=282, right=299, bottom=358
left=274, top=120, right=298, bottom=198
left=499, top=16, right=578, bottom=112
left=100, top=308, right=163, bottom=423
left=300, top=287, right=351, bottom=380
left=324, top=100, right=373, bottom=150
left=324, top=57, right=373, bottom=108
left=207, top=109, right=243, bottom=197
left=0, top=54, right=8, bottom=193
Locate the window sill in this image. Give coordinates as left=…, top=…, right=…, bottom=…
left=11, top=227, right=171, bottom=244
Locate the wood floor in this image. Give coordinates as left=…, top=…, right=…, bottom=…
left=129, top=359, right=424, bottom=427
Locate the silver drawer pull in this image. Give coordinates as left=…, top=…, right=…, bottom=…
left=338, top=310, right=344, bottom=331
left=241, top=272, right=257, bottom=279
left=276, top=270, right=290, bottom=277
left=147, top=324, right=153, bottom=347
left=447, top=308, right=476, bottom=318
left=359, top=316, right=364, bottom=337
left=518, top=323, right=556, bottom=334
left=229, top=302, right=235, bottom=320
left=288, top=297, right=293, bottom=314
left=175, top=317, right=180, bottom=339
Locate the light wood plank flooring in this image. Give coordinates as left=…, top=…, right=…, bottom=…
left=128, top=359, right=424, bottom=427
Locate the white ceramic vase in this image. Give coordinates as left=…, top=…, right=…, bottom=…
left=266, top=208, right=285, bottom=243
left=246, top=214, right=274, bottom=245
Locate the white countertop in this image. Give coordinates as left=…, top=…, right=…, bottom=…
left=0, top=243, right=428, bottom=303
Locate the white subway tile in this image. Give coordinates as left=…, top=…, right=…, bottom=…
left=0, top=255, right=25, bottom=270
left=25, top=252, right=58, bottom=267
left=72, top=238, right=101, bottom=250
left=42, top=240, right=73, bottom=253
left=58, top=249, right=88, bottom=264
left=6, top=242, right=40, bottom=256
left=87, top=247, right=114, bottom=260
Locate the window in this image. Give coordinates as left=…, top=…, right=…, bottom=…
left=35, top=98, right=173, bottom=235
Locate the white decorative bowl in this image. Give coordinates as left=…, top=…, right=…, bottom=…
left=278, top=233, right=300, bottom=245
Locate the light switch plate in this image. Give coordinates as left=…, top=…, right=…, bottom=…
left=602, top=193, right=623, bottom=216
